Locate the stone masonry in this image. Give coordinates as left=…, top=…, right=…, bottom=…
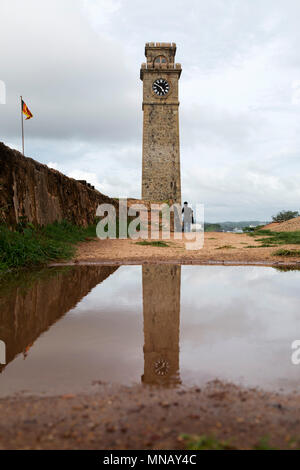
left=140, top=43, right=182, bottom=205
left=0, top=142, right=116, bottom=227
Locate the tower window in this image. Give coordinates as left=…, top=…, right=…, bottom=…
left=154, top=55, right=167, bottom=66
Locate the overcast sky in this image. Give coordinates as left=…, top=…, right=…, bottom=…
left=1, top=0, right=300, bottom=221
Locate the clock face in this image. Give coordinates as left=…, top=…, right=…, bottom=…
left=154, top=358, right=170, bottom=376
left=152, top=78, right=170, bottom=96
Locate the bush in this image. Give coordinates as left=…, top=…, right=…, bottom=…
left=204, top=223, right=222, bottom=232
left=272, top=210, right=299, bottom=223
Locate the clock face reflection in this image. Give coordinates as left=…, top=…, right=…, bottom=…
left=154, top=358, right=170, bottom=376
left=152, top=78, right=170, bottom=96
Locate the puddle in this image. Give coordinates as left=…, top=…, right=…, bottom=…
left=0, top=264, right=300, bottom=397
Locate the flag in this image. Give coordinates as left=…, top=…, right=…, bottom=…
left=22, top=100, right=33, bottom=120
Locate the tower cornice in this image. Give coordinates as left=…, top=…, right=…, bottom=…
left=142, top=101, right=180, bottom=110
left=140, top=64, right=182, bottom=81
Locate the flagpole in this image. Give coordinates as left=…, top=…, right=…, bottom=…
left=20, top=96, right=24, bottom=155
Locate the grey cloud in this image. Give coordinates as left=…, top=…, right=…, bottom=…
left=0, top=0, right=140, bottom=142
left=1, top=0, right=300, bottom=220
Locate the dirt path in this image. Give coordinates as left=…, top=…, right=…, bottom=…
left=0, top=381, right=299, bottom=450
left=71, top=232, right=300, bottom=266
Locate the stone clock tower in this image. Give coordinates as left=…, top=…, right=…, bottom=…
left=140, top=42, right=182, bottom=204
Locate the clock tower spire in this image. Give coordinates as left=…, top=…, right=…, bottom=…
left=140, top=42, right=182, bottom=205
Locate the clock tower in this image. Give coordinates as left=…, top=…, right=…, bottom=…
left=140, top=42, right=182, bottom=204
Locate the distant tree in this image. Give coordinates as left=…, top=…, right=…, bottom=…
left=204, top=223, right=222, bottom=232
left=272, top=210, right=299, bottom=223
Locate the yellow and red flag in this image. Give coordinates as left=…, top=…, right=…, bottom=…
left=22, top=99, right=33, bottom=120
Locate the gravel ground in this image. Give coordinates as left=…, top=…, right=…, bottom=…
left=70, top=232, right=300, bottom=266
left=1, top=381, right=300, bottom=450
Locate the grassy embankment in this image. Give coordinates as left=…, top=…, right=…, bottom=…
left=0, top=220, right=97, bottom=274
left=0, top=216, right=143, bottom=274
left=246, top=228, right=300, bottom=256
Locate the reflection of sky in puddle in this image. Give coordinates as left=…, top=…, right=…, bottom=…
left=180, top=267, right=300, bottom=390
left=0, top=265, right=300, bottom=397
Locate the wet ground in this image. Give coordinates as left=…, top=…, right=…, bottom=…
left=1, top=381, right=300, bottom=450
left=1, top=263, right=300, bottom=449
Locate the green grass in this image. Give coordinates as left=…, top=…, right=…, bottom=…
left=135, top=241, right=169, bottom=247
left=253, top=437, right=278, bottom=451
left=247, top=229, right=300, bottom=247
left=272, top=248, right=300, bottom=257
left=0, top=221, right=97, bottom=274
left=216, top=245, right=236, bottom=250
left=180, top=434, right=233, bottom=450
left=181, top=434, right=298, bottom=450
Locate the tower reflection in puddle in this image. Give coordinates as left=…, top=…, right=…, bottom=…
left=142, top=265, right=181, bottom=386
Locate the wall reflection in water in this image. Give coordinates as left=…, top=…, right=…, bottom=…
left=0, top=266, right=118, bottom=374
left=142, top=265, right=181, bottom=386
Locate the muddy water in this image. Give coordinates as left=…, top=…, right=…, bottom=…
left=0, top=264, right=299, bottom=397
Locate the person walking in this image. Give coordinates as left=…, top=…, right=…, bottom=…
left=182, top=202, right=194, bottom=233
